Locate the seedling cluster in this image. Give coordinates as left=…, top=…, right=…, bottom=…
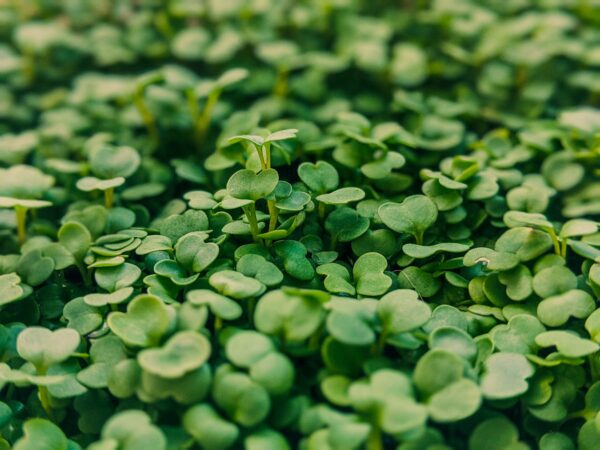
left=1, top=1, right=600, bottom=450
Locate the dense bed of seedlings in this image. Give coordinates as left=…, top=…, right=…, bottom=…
left=1, top=1, right=600, bottom=449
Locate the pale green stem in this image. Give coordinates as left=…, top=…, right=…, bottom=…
left=318, top=202, right=326, bottom=221
left=375, top=327, right=389, bottom=355
left=589, top=354, right=600, bottom=382
left=243, top=203, right=260, bottom=242
left=330, top=235, right=338, bottom=251
left=22, top=49, right=35, bottom=84
left=560, top=238, right=568, bottom=258
left=75, top=261, right=92, bottom=287
left=133, top=91, right=159, bottom=147
left=548, top=230, right=561, bottom=256
left=178, top=438, right=196, bottom=450
left=104, top=187, right=114, bottom=209
left=366, top=425, right=383, bottom=450
left=267, top=200, right=279, bottom=233
left=247, top=297, right=257, bottom=325
left=15, top=205, right=27, bottom=245
left=415, top=230, right=424, bottom=246
left=255, top=144, right=267, bottom=170
left=195, top=89, right=221, bottom=147
left=214, top=316, right=223, bottom=333
left=273, top=67, right=289, bottom=97
left=264, top=142, right=272, bottom=168
left=36, top=366, right=53, bottom=419
left=307, top=328, right=322, bottom=351
left=186, top=88, right=200, bottom=125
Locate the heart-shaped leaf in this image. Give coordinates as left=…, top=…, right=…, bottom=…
left=298, top=161, right=339, bottom=194
left=237, top=254, right=283, bottom=286
left=89, top=144, right=140, bottom=179
left=428, top=379, right=481, bottom=423
left=468, top=418, right=525, bottom=450
left=187, top=289, right=243, bottom=320
left=13, top=419, right=70, bottom=450
left=353, top=252, right=392, bottom=296
left=209, top=270, right=265, bottom=299
left=254, top=288, right=327, bottom=342
left=535, top=331, right=599, bottom=358
left=95, top=262, right=141, bottom=292
left=377, top=289, right=431, bottom=334
left=480, top=352, right=534, bottom=399
left=379, top=195, right=437, bottom=242
left=273, top=240, right=315, bottom=281
left=537, top=289, right=595, bottom=327
left=83, top=286, right=134, bottom=307
left=76, top=176, right=125, bottom=192
left=107, top=294, right=170, bottom=347
left=227, top=169, right=279, bottom=201
left=183, top=404, right=239, bottom=450
left=0, top=272, right=32, bottom=307
left=226, top=331, right=274, bottom=367
left=490, top=315, right=545, bottom=354
left=403, top=242, right=470, bottom=259
left=317, top=263, right=356, bottom=296
left=325, top=207, right=370, bottom=243
left=17, top=327, right=80, bottom=370
left=138, top=331, right=211, bottom=378
left=464, top=248, right=519, bottom=271
left=58, top=221, right=92, bottom=261
left=316, top=187, right=365, bottom=205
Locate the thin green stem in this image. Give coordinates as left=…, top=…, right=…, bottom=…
left=15, top=205, right=27, bottom=245
left=330, top=235, right=338, bottom=251
left=104, top=187, right=114, bottom=209
left=178, top=438, right=196, bottom=450
left=36, top=366, right=53, bottom=419
left=264, top=142, right=272, bottom=168
left=375, top=327, right=389, bottom=355
left=549, top=230, right=561, bottom=256
left=214, top=316, right=223, bottom=333
left=560, top=238, right=568, bottom=258
left=255, top=144, right=267, bottom=170
left=415, top=230, right=424, bottom=246
left=307, top=327, right=322, bottom=351
left=243, top=203, right=260, bottom=242
left=22, top=49, right=36, bottom=84
left=318, top=202, right=326, bottom=221
left=76, top=261, right=92, bottom=287
left=186, top=88, right=200, bottom=125
left=133, top=91, right=159, bottom=148
left=589, top=354, right=600, bottom=382
left=366, top=425, right=383, bottom=450
left=267, top=200, right=279, bottom=233
left=195, top=89, right=221, bottom=148
left=273, top=67, right=289, bottom=97
left=247, top=297, right=257, bottom=325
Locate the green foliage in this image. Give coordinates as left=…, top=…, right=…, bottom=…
left=1, top=1, right=599, bottom=449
